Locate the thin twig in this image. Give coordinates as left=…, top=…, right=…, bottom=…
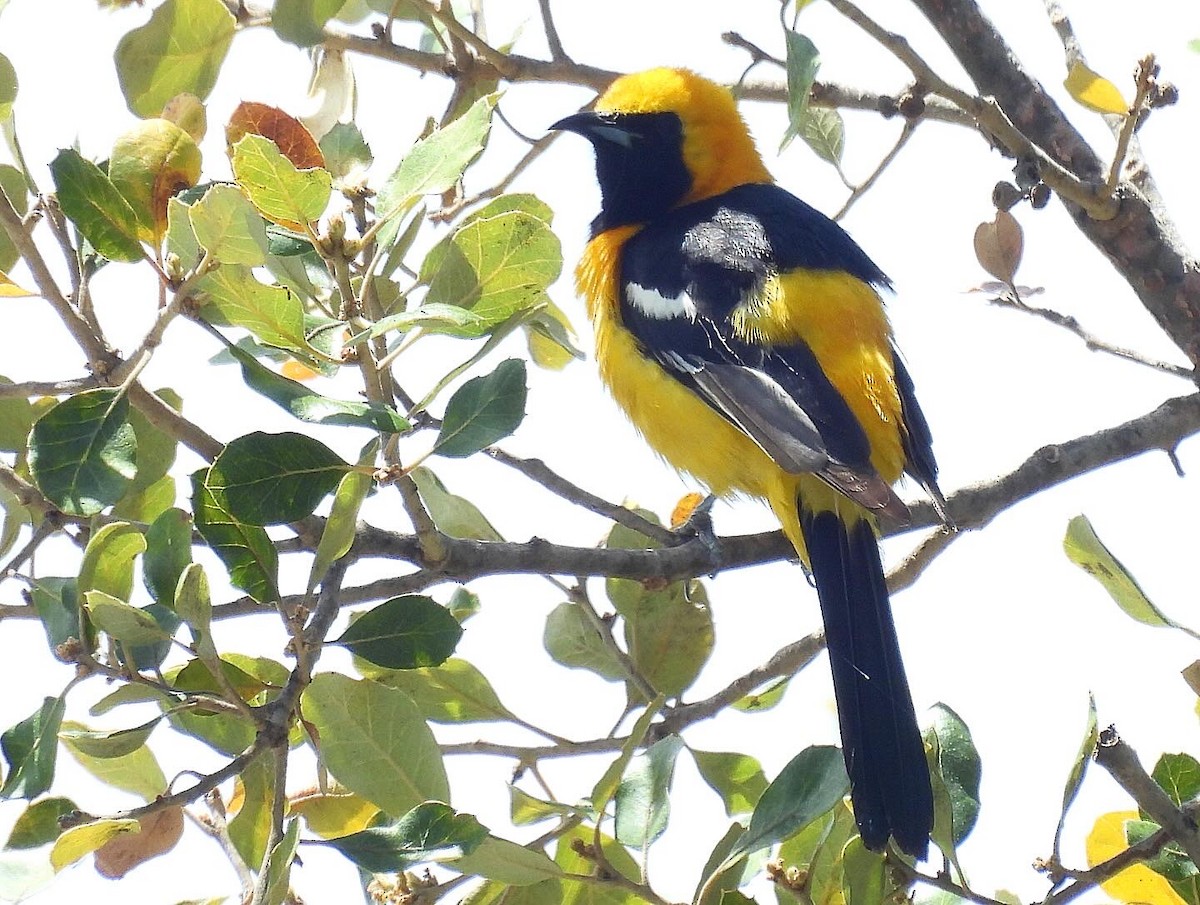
left=112, top=742, right=266, bottom=822
left=833, top=120, right=918, bottom=221
left=986, top=290, right=1194, bottom=379
left=826, top=0, right=1119, bottom=219
left=485, top=448, right=680, bottom=546
left=660, top=632, right=824, bottom=733
left=537, top=0, right=570, bottom=62
left=888, top=525, right=960, bottom=594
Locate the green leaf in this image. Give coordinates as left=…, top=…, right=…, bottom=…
left=78, top=521, right=147, bottom=604
left=222, top=335, right=407, bottom=431
left=195, top=264, right=323, bottom=361
left=50, top=819, right=140, bottom=871
left=302, top=673, right=450, bottom=816
left=926, top=703, right=981, bottom=847
left=1064, top=515, right=1194, bottom=635
left=272, top=0, right=344, bottom=45
left=729, top=746, right=849, bottom=862
left=189, top=183, right=270, bottom=265
left=622, top=577, right=713, bottom=699
left=542, top=602, right=626, bottom=682
left=320, top=122, right=373, bottom=180
left=692, top=750, right=770, bottom=817
left=1152, top=753, right=1200, bottom=809
left=453, top=835, right=564, bottom=886
left=207, top=431, right=347, bottom=525
left=1, top=695, right=66, bottom=800
left=591, top=696, right=665, bottom=814
left=120, top=388, right=182, bottom=505
left=510, top=786, right=578, bottom=826
left=60, top=719, right=167, bottom=801
left=143, top=507, right=193, bottom=608
left=0, top=165, right=28, bottom=272
left=376, top=93, right=495, bottom=220
left=309, top=467, right=373, bottom=590
left=1053, top=693, right=1097, bottom=855
left=261, top=818, right=301, bottom=905
left=334, top=595, right=463, bottom=669
left=319, top=801, right=488, bottom=873
left=447, top=586, right=481, bottom=623
left=0, top=51, right=15, bottom=121
left=769, top=810, right=836, bottom=904
left=86, top=590, right=172, bottom=645
left=526, top=298, right=584, bottom=370
left=57, top=717, right=161, bottom=759
left=48, top=149, right=143, bottom=262
left=796, top=105, right=846, bottom=166
left=30, top=578, right=81, bottom=653
left=91, top=683, right=174, bottom=716
left=797, top=801, right=858, bottom=905
left=228, top=750, right=274, bottom=868
left=780, top=31, right=821, bottom=150
left=191, top=468, right=280, bottom=605
left=615, top=734, right=684, bottom=848
left=175, top=562, right=217, bottom=666
left=553, top=823, right=644, bottom=903
left=434, top=358, right=527, bottom=458
left=5, top=797, right=76, bottom=849
left=0, top=480, right=27, bottom=562
left=840, top=836, right=887, bottom=905
left=363, top=657, right=517, bottom=724
left=352, top=302, right=492, bottom=343
left=166, top=658, right=263, bottom=756
left=0, top=374, right=33, bottom=451
left=166, top=195, right=201, bottom=269
left=732, top=676, right=790, bottom=713
left=28, top=388, right=137, bottom=516
left=410, top=466, right=503, bottom=541
left=232, top=133, right=331, bottom=230
left=421, top=200, right=562, bottom=332
left=114, top=0, right=236, bottom=117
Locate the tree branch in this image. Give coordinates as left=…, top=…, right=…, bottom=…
left=909, top=0, right=1200, bottom=367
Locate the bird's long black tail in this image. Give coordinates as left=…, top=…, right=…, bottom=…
left=800, top=507, right=932, bottom=857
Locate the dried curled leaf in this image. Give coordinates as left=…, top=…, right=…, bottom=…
left=93, top=806, right=185, bottom=878
left=974, top=210, right=1024, bottom=284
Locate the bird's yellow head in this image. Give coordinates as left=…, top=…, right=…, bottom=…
left=553, top=68, right=772, bottom=232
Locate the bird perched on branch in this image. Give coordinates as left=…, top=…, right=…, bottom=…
left=553, top=67, right=943, bottom=857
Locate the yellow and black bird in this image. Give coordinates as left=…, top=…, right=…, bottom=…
left=553, top=68, right=942, bottom=857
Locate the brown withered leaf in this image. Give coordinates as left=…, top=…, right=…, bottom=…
left=973, top=209, right=1024, bottom=284
left=93, top=805, right=184, bottom=878
left=226, top=101, right=325, bottom=170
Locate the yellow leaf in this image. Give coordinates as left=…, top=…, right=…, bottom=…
left=50, top=819, right=141, bottom=871
left=1086, top=810, right=1187, bottom=904
left=1065, top=61, right=1128, bottom=114
left=0, top=270, right=35, bottom=297
left=289, top=789, right=380, bottom=838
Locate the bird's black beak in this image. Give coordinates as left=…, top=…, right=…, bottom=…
left=549, top=111, right=635, bottom=147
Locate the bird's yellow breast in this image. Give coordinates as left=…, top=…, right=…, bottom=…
left=576, top=230, right=907, bottom=558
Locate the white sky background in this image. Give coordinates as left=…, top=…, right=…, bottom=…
left=2, top=0, right=1200, bottom=903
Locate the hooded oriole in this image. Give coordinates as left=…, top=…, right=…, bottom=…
left=553, top=68, right=941, bottom=857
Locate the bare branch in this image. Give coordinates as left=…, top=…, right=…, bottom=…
left=984, top=290, right=1194, bottom=380
left=1094, top=726, right=1200, bottom=865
